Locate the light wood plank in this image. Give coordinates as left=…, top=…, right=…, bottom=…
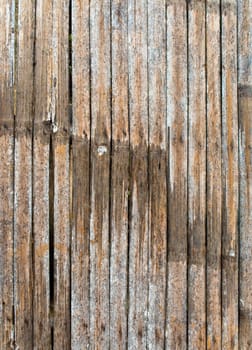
left=14, top=0, right=34, bottom=347
left=89, top=0, right=111, bottom=347
left=166, top=1, right=188, bottom=349
left=147, top=0, right=167, bottom=348
left=128, top=0, right=149, bottom=348
left=221, top=2, right=239, bottom=349
left=238, top=0, right=252, bottom=347
left=71, top=0, right=91, bottom=348
left=110, top=0, right=129, bottom=348
left=188, top=1, right=206, bottom=349
left=0, top=0, right=15, bottom=348
left=206, top=1, right=222, bottom=349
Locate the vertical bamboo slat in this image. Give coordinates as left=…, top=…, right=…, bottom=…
left=187, top=1, right=206, bottom=349
left=238, top=0, right=252, bottom=348
left=14, top=0, right=34, bottom=348
left=206, top=1, right=222, bottom=349
left=166, top=1, right=188, bottom=349
left=89, top=0, right=111, bottom=347
left=128, top=0, right=149, bottom=348
left=71, top=0, right=90, bottom=348
left=110, top=0, right=129, bottom=348
left=221, top=1, right=239, bottom=349
left=147, top=0, right=167, bottom=348
left=0, top=0, right=14, bottom=348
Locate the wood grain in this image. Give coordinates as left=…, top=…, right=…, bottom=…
left=89, top=0, right=111, bottom=347
left=221, top=1, right=239, bottom=349
left=71, top=0, right=90, bottom=348
left=128, top=0, right=149, bottom=348
left=14, top=0, right=34, bottom=348
left=0, top=0, right=14, bottom=348
left=33, top=0, right=53, bottom=347
left=166, top=1, right=188, bottom=349
left=147, top=1, right=167, bottom=348
left=110, top=0, right=129, bottom=348
left=187, top=1, right=206, bottom=349
left=238, top=1, right=252, bottom=348
left=206, top=1, right=222, bottom=349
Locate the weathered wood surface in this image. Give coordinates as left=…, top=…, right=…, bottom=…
left=0, top=1, right=251, bottom=349
left=14, top=0, right=34, bottom=348
left=0, top=1, right=14, bottom=348
left=166, top=1, right=187, bottom=349
left=206, top=1, right=222, bottom=349
left=238, top=1, right=252, bottom=349
left=187, top=1, right=206, bottom=348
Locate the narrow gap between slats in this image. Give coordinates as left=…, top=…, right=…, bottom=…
left=205, top=1, right=208, bottom=348
left=49, top=135, right=54, bottom=350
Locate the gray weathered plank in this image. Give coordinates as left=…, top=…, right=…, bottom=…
left=238, top=0, right=252, bottom=348
left=188, top=1, right=206, bottom=349
left=221, top=1, right=239, bottom=349
left=14, top=0, right=34, bottom=348
left=206, top=1, right=222, bottom=349
left=110, top=0, right=129, bottom=348
left=166, top=1, right=188, bottom=349
left=89, top=0, right=111, bottom=347
left=0, top=0, right=15, bottom=348
left=128, top=0, right=149, bottom=348
left=71, top=0, right=91, bottom=348
left=147, top=0, right=167, bottom=348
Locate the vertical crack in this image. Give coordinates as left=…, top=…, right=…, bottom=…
left=49, top=134, right=54, bottom=350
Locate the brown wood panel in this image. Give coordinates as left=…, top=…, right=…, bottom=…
left=147, top=0, right=167, bottom=348
left=71, top=0, right=91, bottom=349
left=221, top=1, right=239, bottom=349
left=166, top=1, right=188, bottom=349
left=238, top=1, right=252, bottom=348
left=110, top=0, right=129, bottom=348
left=127, top=0, right=149, bottom=348
left=187, top=1, right=206, bottom=349
left=0, top=0, right=15, bottom=348
left=89, top=0, right=111, bottom=347
left=14, top=0, right=34, bottom=348
left=206, top=1, right=222, bottom=349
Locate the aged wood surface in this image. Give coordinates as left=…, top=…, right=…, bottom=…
left=71, top=0, right=90, bottom=349
left=238, top=1, right=252, bottom=349
left=166, top=1, right=187, bottom=349
left=187, top=1, right=206, bottom=349
left=110, top=0, right=129, bottom=348
left=221, top=1, right=239, bottom=349
left=128, top=0, right=149, bottom=348
left=206, top=1, right=222, bottom=349
left=0, top=0, right=14, bottom=348
left=89, top=0, right=111, bottom=348
left=0, top=1, right=251, bottom=348
left=14, top=0, right=34, bottom=348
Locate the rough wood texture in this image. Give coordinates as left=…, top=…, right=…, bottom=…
left=71, top=1, right=90, bottom=349
left=89, top=0, right=111, bottom=348
left=49, top=1, right=71, bottom=348
left=188, top=1, right=206, bottom=349
left=206, top=1, right=222, bottom=349
left=238, top=1, right=252, bottom=348
left=110, top=0, right=129, bottom=348
left=221, top=1, right=239, bottom=349
left=0, top=1, right=14, bottom=348
left=14, top=0, right=34, bottom=348
left=147, top=1, right=167, bottom=348
left=33, top=0, right=53, bottom=348
left=166, top=1, right=188, bottom=349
